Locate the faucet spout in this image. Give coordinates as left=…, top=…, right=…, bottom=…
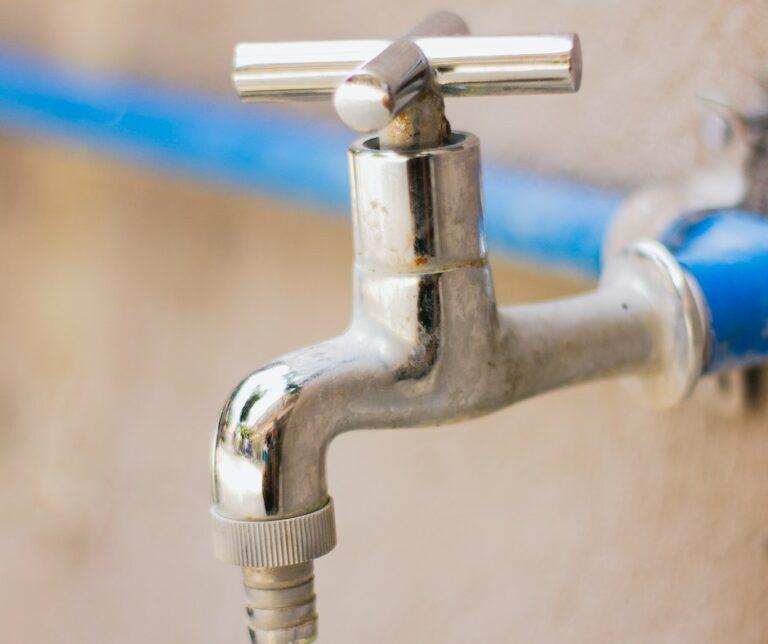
left=212, top=333, right=382, bottom=523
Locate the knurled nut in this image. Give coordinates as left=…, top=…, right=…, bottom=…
left=210, top=498, right=337, bottom=568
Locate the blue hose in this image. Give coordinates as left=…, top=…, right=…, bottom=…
left=666, top=211, right=768, bottom=373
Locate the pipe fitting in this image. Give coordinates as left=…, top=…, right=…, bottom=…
left=211, top=500, right=336, bottom=568
left=243, top=563, right=318, bottom=644
left=608, top=239, right=708, bottom=408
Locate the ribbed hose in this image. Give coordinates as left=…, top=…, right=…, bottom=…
left=243, top=563, right=318, bottom=643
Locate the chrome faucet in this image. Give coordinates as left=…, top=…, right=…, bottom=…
left=211, top=13, right=707, bottom=642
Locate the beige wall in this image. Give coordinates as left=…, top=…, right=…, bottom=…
left=0, top=2, right=767, bottom=643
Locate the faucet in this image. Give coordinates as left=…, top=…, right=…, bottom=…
left=210, top=13, right=709, bottom=642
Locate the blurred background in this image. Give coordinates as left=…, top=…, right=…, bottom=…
left=1, top=1, right=767, bottom=642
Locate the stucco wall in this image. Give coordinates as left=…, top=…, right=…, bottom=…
left=0, top=2, right=766, bottom=643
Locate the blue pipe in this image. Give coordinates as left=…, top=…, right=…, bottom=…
left=0, top=45, right=765, bottom=373
left=0, top=44, right=620, bottom=276
left=666, top=211, right=768, bottom=373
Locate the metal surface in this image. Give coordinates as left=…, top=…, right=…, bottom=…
left=211, top=128, right=709, bottom=641
left=334, top=13, right=460, bottom=146
left=332, top=13, right=461, bottom=138
left=234, top=12, right=580, bottom=139
left=333, top=38, right=431, bottom=133
left=606, top=97, right=768, bottom=415
left=234, top=35, right=581, bottom=103
left=606, top=240, right=707, bottom=408
left=243, top=563, right=318, bottom=643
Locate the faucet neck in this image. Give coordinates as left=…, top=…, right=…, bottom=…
left=348, top=131, right=486, bottom=275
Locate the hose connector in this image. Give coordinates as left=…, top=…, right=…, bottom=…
left=211, top=500, right=336, bottom=568
left=243, top=563, right=318, bottom=644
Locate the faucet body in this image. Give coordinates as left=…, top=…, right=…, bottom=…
left=210, top=130, right=705, bottom=641
left=211, top=14, right=712, bottom=642
left=212, top=132, right=679, bottom=525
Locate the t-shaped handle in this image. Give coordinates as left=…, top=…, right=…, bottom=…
left=233, top=12, right=581, bottom=145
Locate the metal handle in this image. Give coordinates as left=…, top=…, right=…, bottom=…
left=233, top=12, right=581, bottom=133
